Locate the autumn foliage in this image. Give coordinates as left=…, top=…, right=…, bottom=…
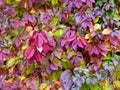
left=0, top=0, right=120, bottom=90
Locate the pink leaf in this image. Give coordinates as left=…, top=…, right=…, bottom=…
left=34, top=50, right=42, bottom=62
left=25, top=46, right=35, bottom=59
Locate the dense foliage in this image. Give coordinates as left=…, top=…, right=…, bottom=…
left=0, top=0, right=120, bottom=90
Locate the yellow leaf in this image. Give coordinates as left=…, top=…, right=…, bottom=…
left=94, top=16, right=99, bottom=23
left=22, top=44, right=27, bottom=50
left=19, top=76, right=26, bottom=81
left=85, top=34, right=90, bottom=39
left=39, top=83, right=47, bottom=90
left=113, top=80, right=120, bottom=88
left=94, top=23, right=101, bottom=30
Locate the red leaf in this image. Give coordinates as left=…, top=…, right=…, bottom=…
left=29, top=37, right=35, bottom=46
left=36, top=33, right=43, bottom=48
left=25, top=46, right=35, bottom=59
left=34, top=50, right=42, bottom=62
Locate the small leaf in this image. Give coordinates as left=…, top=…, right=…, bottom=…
left=102, top=28, right=111, bottom=35
left=50, top=63, right=58, bottom=70
left=39, top=83, right=47, bottom=90
left=7, top=57, right=16, bottom=67
left=94, top=23, right=101, bottom=30
left=19, top=75, right=26, bottom=81
left=51, top=0, right=58, bottom=5
left=50, top=15, right=59, bottom=26
left=53, top=28, right=65, bottom=37
left=93, top=16, right=99, bottom=23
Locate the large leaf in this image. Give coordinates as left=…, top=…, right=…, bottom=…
left=24, top=46, right=35, bottom=59
left=60, top=70, right=73, bottom=90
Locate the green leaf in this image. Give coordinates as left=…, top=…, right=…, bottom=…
left=51, top=70, right=62, bottom=80
left=7, top=57, right=16, bottom=67
left=104, top=54, right=111, bottom=59
left=93, top=16, right=99, bottom=23
left=50, top=17, right=59, bottom=26
left=51, top=0, right=58, bottom=5
left=70, top=14, right=74, bottom=21
left=117, top=22, right=120, bottom=26
left=53, top=28, right=65, bottom=37
left=104, top=87, right=112, bottom=90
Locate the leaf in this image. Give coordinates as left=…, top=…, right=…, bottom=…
left=94, top=23, right=101, bottom=30
left=13, top=37, right=21, bottom=47
left=24, top=46, right=35, bottom=59
left=19, top=75, right=26, bottom=81
left=7, top=57, right=16, bottom=67
left=51, top=70, right=62, bottom=80
left=50, top=15, right=59, bottom=25
left=53, top=28, right=65, bottom=37
left=102, top=28, right=111, bottom=35
left=51, top=0, right=58, bottom=5
left=93, top=16, right=99, bottom=23
left=60, top=70, right=73, bottom=90
left=36, top=33, right=43, bottom=48
left=34, top=50, right=42, bottom=62
left=117, top=21, right=120, bottom=26
left=39, top=83, right=47, bottom=90
left=113, top=80, right=120, bottom=88
left=50, top=62, right=58, bottom=70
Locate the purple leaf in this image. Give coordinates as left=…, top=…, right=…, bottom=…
left=13, top=37, right=21, bottom=47
left=72, top=39, right=77, bottom=51
left=23, top=13, right=35, bottom=23
left=50, top=63, right=58, bottom=70
left=91, top=77, right=96, bottom=85
left=86, top=77, right=91, bottom=84
left=60, top=70, right=73, bottom=90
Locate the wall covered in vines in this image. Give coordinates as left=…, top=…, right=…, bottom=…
left=0, top=0, right=120, bottom=90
